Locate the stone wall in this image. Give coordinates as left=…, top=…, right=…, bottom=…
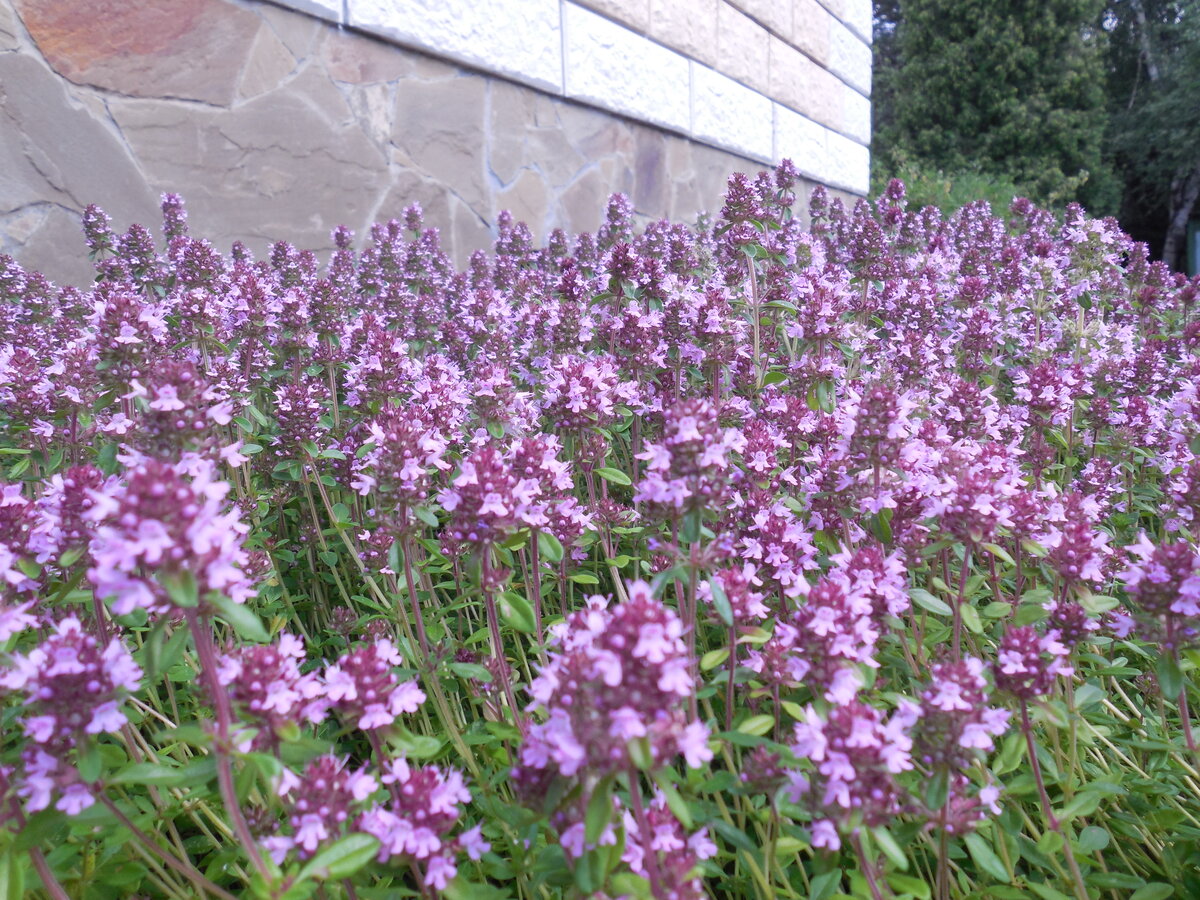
left=0, top=0, right=870, bottom=287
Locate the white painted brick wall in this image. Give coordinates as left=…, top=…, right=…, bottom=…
left=775, top=103, right=867, bottom=195
left=347, top=0, right=564, bottom=93
left=843, top=86, right=871, bottom=144
left=691, top=63, right=773, bottom=161
left=563, top=2, right=690, bottom=134
left=829, top=19, right=871, bottom=95
left=825, top=127, right=870, bottom=195
left=843, top=0, right=872, bottom=44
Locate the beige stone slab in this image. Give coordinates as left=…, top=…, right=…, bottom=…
left=0, top=202, right=95, bottom=286
left=256, top=2, right=326, bottom=61
left=392, top=73, right=489, bottom=217
left=631, top=125, right=669, bottom=217
left=555, top=164, right=610, bottom=236
left=648, top=0, right=718, bottom=68
left=237, top=21, right=297, bottom=102
left=14, top=0, right=259, bottom=106
left=557, top=100, right=636, bottom=163
left=715, top=3, right=769, bottom=95
left=107, top=67, right=388, bottom=254
left=321, top=27, right=456, bottom=84
left=494, top=168, right=549, bottom=239
left=0, top=52, right=157, bottom=222
left=1, top=0, right=20, bottom=51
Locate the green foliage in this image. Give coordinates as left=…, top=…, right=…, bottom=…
left=876, top=0, right=1120, bottom=212
left=871, top=149, right=1028, bottom=214
left=1104, top=0, right=1200, bottom=266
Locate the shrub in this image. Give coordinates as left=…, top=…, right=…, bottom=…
left=2, top=169, right=1200, bottom=899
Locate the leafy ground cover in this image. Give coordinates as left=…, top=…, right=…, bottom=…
left=1, top=169, right=1200, bottom=899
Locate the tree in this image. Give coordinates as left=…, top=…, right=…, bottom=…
left=876, top=0, right=1120, bottom=213
left=1104, top=0, right=1200, bottom=269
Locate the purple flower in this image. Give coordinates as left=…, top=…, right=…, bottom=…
left=87, top=457, right=256, bottom=615
left=518, top=581, right=708, bottom=779
left=321, top=637, right=425, bottom=731
left=0, top=615, right=141, bottom=746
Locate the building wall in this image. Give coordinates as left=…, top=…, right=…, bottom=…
left=0, top=0, right=870, bottom=286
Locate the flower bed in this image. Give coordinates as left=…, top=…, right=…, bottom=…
left=2, top=169, right=1199, bottom=899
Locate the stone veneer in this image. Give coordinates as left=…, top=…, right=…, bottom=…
left=0, top=0, right=870, bottom=287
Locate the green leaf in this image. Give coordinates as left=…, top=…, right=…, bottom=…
left=711, top=818, right=756, bottom=854
left=737, top=714, right=775, bottom=736
left=761, top=370, right=788, bottom=386
left=212, top=595, right=270, bottom=643
left=595, top=466, right=631, bottom=487
left=297, top=833, right=380, bottom=882
left=808, top=869, right=841, bottom=900
left=318, top=550, right=339, bottom=568
left=414, top=506, right=440, bottom=528
left=708, top=577, right=734, bottom=626
left=886, top=872, right=931, bottom=899
left=872, top=825, right=908, bottom=871
left=910, top=588, right=951, bottom=616
left=700, top=648, right=730, bottom=671
left=0, top=851, right=26, bottom=900
left=964, top=832, right=1009, bottom=882
left=1027, top=883, right=1072, bottom=900
left=980, top=542, right=1015, bottom=565
left=443, top=881, right=512, bottom=900
left=1156, top=654, right=1185, bottom=700
left=1129, top=885, right=1174, bottom=900
left=960, top=603, right=984, bottom=634
left=537, top=531, right=564, bottom=565
left=498, top=591, right=536, bottom=634
left=650, top=770, right=693, bottom=829
left=448, top=662, right=493, bottom=683
left=77, top=741, right=103, bottom=784
left=390, top=727, right=444, bottom=759
left=628, top=737, right=654, bottom=771
left=108, top=758, right=217, bottom=788
left=162, top=571, right=199, bottom=608
left=569, top=572, right=599, bottom=585
left=1057, top=790, right=1102, bottom=823
left=1076, top=825, right=1110, bottom=854
left=923, top=769, right=949, bottom=811
left=585, top=776, right=614, bottom=844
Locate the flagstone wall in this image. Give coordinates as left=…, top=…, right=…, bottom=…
left=0, top=0, right=870, bottom=286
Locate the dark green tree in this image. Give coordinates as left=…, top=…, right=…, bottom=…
left=1105, top=0, right=1200, bottom=269
left=878, top=0, right=1120, bottom=213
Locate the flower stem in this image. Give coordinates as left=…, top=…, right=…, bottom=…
left=1020, top=701, right=1089, bottom=900
left=98, top=795, right=239, bottom=900
left=184, top=607, right=272, bottom=886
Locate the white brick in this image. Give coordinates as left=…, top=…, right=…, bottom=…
left=691, top=62, right=773, bottom=161
left=825, top=127, right=869, bottom=195
left=563, top=2, right=690, bottom=133
left=276, top=0, right=343, bottom=23
left=843, top=0, right=872, bottom=43
left=774, top=103, right=867, bottom=195
left=843, top=85, right=870, bottom=143
left=829, top=19, right=871, bottom=94
left=347, top=0, right=563, bottom=93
